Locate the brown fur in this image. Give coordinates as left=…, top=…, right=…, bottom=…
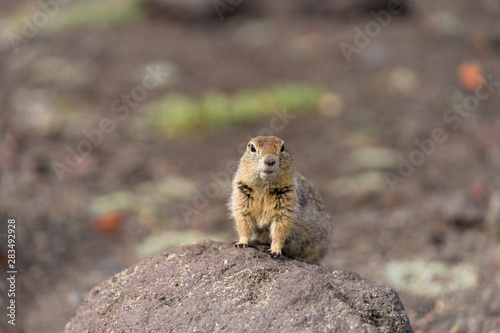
left=228, top=136, right=332, bottom=264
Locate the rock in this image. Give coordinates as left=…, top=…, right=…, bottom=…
left=384, top=260, right=478, bottom=298
left=438, top=191, right=485, bottom=229
left=297, top=0, right=412, bottom=17
left=485, top=191, right=500, bottom=232
left=327, top=172, right=388, bottom=198
left=141, top=0, right=412, bottom=22
left=143, top=0, right=216, bottom=21
left=143, top=0, right=265, bottom=22
left=65, top=241, right=413, bottom=332
left=134, top=231, right=228, bottom=259
left=345, top=146, right=399, bottom=171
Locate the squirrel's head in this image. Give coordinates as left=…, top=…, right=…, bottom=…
left=241, top=136, right=292, bottom=182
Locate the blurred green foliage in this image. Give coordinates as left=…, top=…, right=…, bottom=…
left=145, top=82, right=325, bottom=135
left=48, top=0, right=144, bottom=31
left=90, top=176, right=197, bottom=215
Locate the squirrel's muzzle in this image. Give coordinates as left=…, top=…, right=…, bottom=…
left=261, top=155, right=278, bottom=176
left=264, top=155, right=276, bottom=167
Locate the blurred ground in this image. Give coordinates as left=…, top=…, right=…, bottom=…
left=1, top=0, right=500, bottom=332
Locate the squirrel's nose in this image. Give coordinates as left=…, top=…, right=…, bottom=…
left=264, top=155, right=276, bottom=167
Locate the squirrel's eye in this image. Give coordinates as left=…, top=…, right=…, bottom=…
left=250, top=144, right=256, bottom=153
left=280, top=144, right=285, bottom=152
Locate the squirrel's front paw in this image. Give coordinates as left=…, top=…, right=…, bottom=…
left=235, top=242, right=248, bottom=248
left=267, top=249, right=282, bottom=259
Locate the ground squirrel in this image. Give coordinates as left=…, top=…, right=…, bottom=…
left=228, top=136, right=332, bottom=264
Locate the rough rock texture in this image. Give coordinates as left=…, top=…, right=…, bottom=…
left=65, top=241, right=413, bottom=333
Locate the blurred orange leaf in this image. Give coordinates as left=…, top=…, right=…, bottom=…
left=0, top=251, right=8, bottom=267
left=457, top=62, right=484, bottom=90
left=468, top=182, right=486, bottom=201
left=94, top=211, right=122, bottom=235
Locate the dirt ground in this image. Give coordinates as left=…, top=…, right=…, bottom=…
left=1, top=0, right=500, bottom=332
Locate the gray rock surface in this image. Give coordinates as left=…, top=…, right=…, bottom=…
left=65, top=241, right=413, bottom=332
